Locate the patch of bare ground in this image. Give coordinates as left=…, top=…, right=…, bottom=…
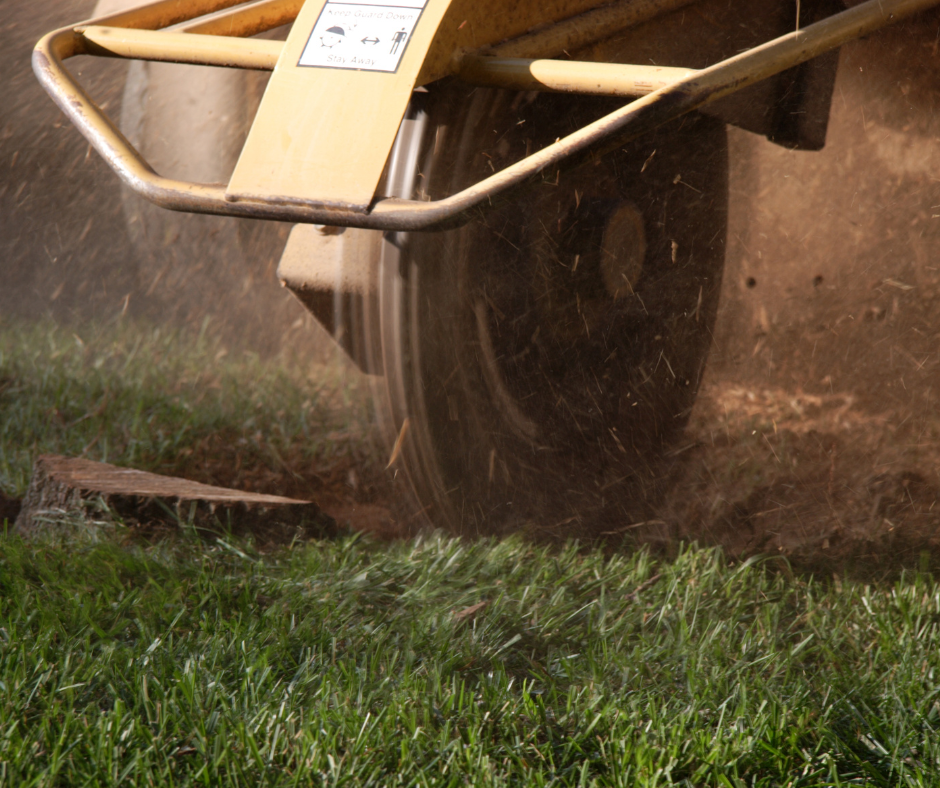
left=646, top=381, right=940, bottom=575
left=153, top=427, right=409, bottom=541
left=0, top=491, right=21, bottom=526
left=121, top=379, right=940, bottom=571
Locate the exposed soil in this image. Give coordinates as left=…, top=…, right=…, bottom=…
left=0, top=493, right=22, bottom=527
left=151, top=427, right=407, bottom=542
left=646, top=383, right=940, bottom=576
left=88, top=372, right=940, bottom=576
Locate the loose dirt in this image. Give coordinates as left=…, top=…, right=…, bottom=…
left=651, top=383, right=940, bottom=575
left=144, top=374, right=940, bottom=577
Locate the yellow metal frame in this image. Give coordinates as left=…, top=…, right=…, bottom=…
left=33, top=0, right=940, bottom=231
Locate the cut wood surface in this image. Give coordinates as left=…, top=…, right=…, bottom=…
left=15, top=455, right=336, bottom=542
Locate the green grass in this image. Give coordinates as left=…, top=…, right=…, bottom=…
left=2, top=535, right=940, bottom=786
left=3, top=320, right=940, bottom=786
left=0, top=319, right=372, bottom=498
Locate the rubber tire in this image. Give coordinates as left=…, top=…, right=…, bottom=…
left=371, top=84, right=729, bottom=537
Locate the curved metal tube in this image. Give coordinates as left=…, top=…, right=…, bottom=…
left=33, top=0, right=940, bottom=231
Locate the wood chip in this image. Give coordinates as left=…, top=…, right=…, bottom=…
left=453, top=600, right=490, bottom=621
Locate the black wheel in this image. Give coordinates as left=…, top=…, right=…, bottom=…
left=368, top=85, right=728, bottom=537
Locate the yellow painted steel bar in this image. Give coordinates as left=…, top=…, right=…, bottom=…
left=76, top=0, right=258, bottom=31
left=179, top=0, right=303, bottom=37
left=459, top=57, right=695, bottom=97
left=80, top=25, right=282, bottom=69
left=80, top=24, right=694, bottom=91
left=33, top=0, right=940, bottom=230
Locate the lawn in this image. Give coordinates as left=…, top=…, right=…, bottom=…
left=0, top=319, right=375, bottom=504
left=2, top=321, right=940, bottom=787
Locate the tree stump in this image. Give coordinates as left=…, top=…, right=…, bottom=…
left=14, top=455, right=336, bottom=543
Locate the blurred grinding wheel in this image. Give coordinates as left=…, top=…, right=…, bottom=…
left=365, top=85, right=729, bottom=537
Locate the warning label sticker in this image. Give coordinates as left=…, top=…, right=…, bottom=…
left=298, top=0, right=429, bottom=73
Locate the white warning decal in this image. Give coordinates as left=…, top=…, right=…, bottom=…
left=298, top=0, right=429, bottom=73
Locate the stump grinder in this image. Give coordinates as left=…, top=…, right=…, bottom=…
left=33, top=0, right=940, bottom=535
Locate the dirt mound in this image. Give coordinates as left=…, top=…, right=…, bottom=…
left=645, top=384, right=940, bottom=576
